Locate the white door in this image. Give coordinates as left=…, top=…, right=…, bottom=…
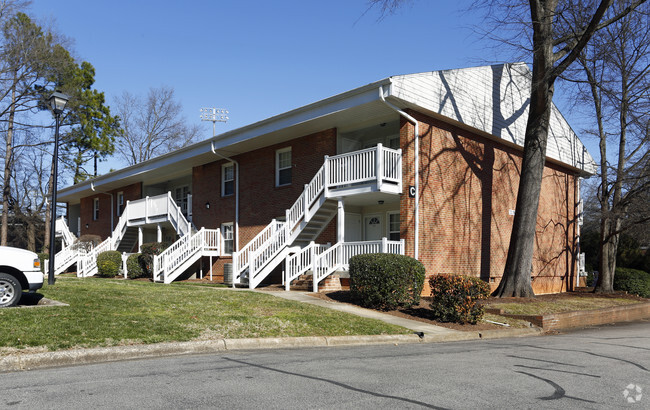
left=345, top=213, right=361, bottom=242
left=364, top=214, right=382, bottom=241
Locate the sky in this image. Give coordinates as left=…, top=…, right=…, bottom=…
left=26, top=0, right=592, bottom=177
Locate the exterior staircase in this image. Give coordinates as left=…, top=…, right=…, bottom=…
left=50, top=217, right=83, bottom=275
left=151, top=144, right=405, bottom=288
left=233, top=144, right=403, bottom=289
left=78, top=192, right=194, bottom=277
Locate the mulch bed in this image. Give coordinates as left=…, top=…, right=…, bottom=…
left=309, top=290, right=505, bottom=331
left=309, top=288, right=648, bottom=332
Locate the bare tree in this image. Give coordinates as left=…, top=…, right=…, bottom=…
left=113, top=86, right=200, bottom=166
left=566, top=2, right=650, bottom=292
left=370, top=0, right=646, bottom=297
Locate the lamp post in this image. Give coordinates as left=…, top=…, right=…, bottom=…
left=47, top=91, right=69, bottom=286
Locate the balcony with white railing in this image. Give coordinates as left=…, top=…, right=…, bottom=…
left=122, top=192, right=193, bottom=236
left=235, top=144, right=402, bottom=289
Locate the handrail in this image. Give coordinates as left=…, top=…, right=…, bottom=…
left=285, top=241, right=330, bottom=289
left=154, top=228, right=220, bottom=283
left=234, top=144, right=402, bottom=286
left=312, top=238, right=405, bottom=291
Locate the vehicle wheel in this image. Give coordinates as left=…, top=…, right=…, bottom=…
left=0, top=273, right=22, bottom=307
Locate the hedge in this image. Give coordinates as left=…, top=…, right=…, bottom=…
left=349, top=253, right=425, bottom=310
left=126, top=253, right=147, bottom=279
left=614, top=267, right=650, bottom=298
left=96, top=250, right=122, bottom=278
left=429, top=274, right=491, bottom=324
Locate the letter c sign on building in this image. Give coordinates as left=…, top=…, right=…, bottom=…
left=409, top=185, right=416, bottom=198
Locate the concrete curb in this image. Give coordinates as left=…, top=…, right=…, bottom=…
left=0, top=328, right=541, bottom=373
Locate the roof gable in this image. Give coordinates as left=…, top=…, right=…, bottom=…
left=389, top=63, right=597, bottom=173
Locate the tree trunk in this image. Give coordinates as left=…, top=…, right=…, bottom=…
left=493, top=0, right=557, bottom=297
left=2, top=82, right=17, bottom=246
left=595, top=217, right=619, bottom=292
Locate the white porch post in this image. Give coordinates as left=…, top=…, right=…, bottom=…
left=138, top=227, right=143, bottom=252
left=156, top=224, right=162, bottom=243
left=376, top=143, right=383, bottom=191
left=312, top=243, right=318, bottom=293
left=381, top=237, right=387, bottom=253
left=337, top=198, right=345, bottom=244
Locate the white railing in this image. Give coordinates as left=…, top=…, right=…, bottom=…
left=79, top=237, right=112, bottom=277
left=249, top=225, right=287, bottom=288
left=312, top=238, right=405, bottom=292
left=154, top=228, right=220, bottom=283
left=54, top=242, right=83, bottom=274
left=124, top=193, right=192, bottom=237
left=234, top=144, right=402, bottom=288
left=285, top=242, right=330, bottom=290
left=55, top=217, right=76, bottom=247
left=235, top=220, right=285, bottom=278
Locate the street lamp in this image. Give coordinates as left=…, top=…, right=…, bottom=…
left=47, top=91, right=69, bottom=286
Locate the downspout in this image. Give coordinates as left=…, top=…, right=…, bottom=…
left=211, top=142, right=240, bottom=288
left=379, top=85, right=419, bottom=260
left=91, top=182, right=114, bottom=233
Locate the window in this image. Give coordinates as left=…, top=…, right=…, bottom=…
left=221, top=222, right=233, bottom=255
left=276, top=147, right=292, bottom=186
left=117, top=192, right=124, bottom=216
left=93, top=198, right=99, bottom=220
left=388, top=136, right=400, bottom=150
left=388, top=212, right=400, bottom=241
left=222, top=163, right=234, bottom=197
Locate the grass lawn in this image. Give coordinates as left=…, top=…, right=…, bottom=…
left=486, top=297, right=643, bottom=316
left=0, top=278, right=409, bottom=352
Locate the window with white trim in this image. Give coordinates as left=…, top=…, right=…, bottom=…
left=221, top=222, right=233, bottom=255
left=387, top=211, right=400, bottom=241
left=93, top=198, right=99, bottom=220
left=222, top=163, right=234, bottom=197
left=276, top=147, right=292, bottom=186
left=117, top=192, right=124, bottom=216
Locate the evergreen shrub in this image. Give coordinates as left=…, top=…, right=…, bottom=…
left=96, top=250, right=122, bottom=278
left=614, top=268, right=650, bottom=298
left=429, top=274, right=490, bottom=324
left=139, top=242, right=170, bottom=278
left=349, top=253, right=425, bottom=310
left=126, top=253, right=146, bottom=279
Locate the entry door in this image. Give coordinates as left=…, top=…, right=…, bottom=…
left=345, top=213, right=361, bottom=242
left=364, top=214, right=382, bottom=241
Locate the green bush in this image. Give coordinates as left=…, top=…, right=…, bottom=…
left=429, top=274, right=491, bottom=324
left=139, top=242, right=170, bottom=278
left=126, top=253, right=146, bottom=279
left=349, top=253, right=425, bottom=310
left=96, top=250, right=122, bottom=278
left=614, top=267, right=650, bottom=298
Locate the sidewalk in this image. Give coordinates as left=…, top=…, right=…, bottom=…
left=1, top=290, right=541, bottom=373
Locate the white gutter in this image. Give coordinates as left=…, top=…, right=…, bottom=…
left=379, top=85, right=419, bottom=260
left=91, top=182, right=114, bottom=232
left=211, top=142, right=240, bottom=288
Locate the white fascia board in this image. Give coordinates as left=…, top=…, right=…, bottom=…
left=58, top=78, right=392, bottom=202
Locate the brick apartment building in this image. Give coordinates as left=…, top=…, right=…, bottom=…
left=56, top=63, right=595, bottom=294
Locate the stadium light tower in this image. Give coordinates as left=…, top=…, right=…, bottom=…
left=200, top=107, right=229, bottom=137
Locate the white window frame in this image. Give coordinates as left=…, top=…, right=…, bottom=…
left=275, top=147, right=292, bottom=187
left=174, top=185, right=190, bottom=216
left=117, top=192, right=124, bottom=216
left=222, top=163, right=235, bottom=197
left=387, top=211, right=400, bottom=241
left=93, top=198, right=99, bottom=221
left=221, top=222, right=234, bottom=256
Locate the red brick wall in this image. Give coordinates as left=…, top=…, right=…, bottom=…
left=400, top=111, right=578, bottom=295
left=79, top=182, right=142, bottom=239
left=192, top=129, right=338, bottom=272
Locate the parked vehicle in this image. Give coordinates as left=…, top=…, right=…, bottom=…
left=0, top=246, right=44, bottom=307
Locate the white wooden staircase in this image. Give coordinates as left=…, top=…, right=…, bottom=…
left=78, top=192, right=194, bottom=277
left=233, top=144, right=403, bottom=289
